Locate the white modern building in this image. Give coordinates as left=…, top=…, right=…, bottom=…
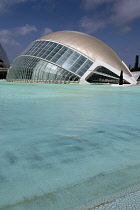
left=6, top=31, right=138, bottom=84
left=0, top=43, right=10, bottom=79
left=0, top=43, right=10, bottom=68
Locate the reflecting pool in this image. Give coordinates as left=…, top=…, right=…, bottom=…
left=0, top=81, right=140, bottom=209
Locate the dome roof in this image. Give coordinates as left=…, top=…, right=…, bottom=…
left=38, top=31, right=131, bottom=76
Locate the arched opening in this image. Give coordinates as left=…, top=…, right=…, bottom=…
left=86, top=67, right=128, bottom=84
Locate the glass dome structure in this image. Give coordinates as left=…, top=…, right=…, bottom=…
left=6, top=31, right=137, bottom=84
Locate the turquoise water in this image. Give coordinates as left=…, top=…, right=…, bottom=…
left=0, top=81, right=140, bottom=209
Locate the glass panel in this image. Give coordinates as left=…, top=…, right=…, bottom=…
left=76, top=60, right=93, bottom=76
left=27, top=42, right=42, bottom=56
left=55, top=69, right=63, bottom=81
left=56, top=49, right=73, bottom=66
left=51, top=54, right=62, bottom=63
left=36, top=42, right=50, bottom=57
left=70, top=56, right=86, bottom=73
left=62, top=52, right=80, bottom=69
left=51, top=46, right=67, bottom=63
left=22, top=42, right=34, bottom=55
left=7, top=56, right=81, bottom=82
left=46, top=44, right=62, bottom=61
left=31, top=41, right=49, bottom=58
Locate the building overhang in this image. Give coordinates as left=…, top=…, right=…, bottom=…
left=79, top=59, right=137, bottom=85
left=131, top=71, right=140, bottom=80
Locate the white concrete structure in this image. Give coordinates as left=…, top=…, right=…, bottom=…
left=0, top=43, right=10, bottom=68
left=6, top=31, right=138, bottom=84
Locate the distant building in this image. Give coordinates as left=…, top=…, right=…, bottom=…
left=0, top=44, right=10, bottom=79
left=6, top=31, right=139, bottom=84
left=134, top=55, right=139, bottom=69
left=0, top=59, right=5, bottom=68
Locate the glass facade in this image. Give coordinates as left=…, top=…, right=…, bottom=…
left=7, top=57, right=80, bottom=83
left=7, top=40, right=93, bottom=83
left=6, top=39, right=125, bottom=84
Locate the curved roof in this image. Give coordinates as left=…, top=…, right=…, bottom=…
left=0, top=43, right=10, bottom=68
left=38, top=31, right=131, bottom=76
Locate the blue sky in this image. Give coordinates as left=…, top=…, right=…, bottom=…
left=0, top=0, right=140, bottom=68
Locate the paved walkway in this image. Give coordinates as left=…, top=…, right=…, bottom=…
left=92, top=190, right=140, bottom=210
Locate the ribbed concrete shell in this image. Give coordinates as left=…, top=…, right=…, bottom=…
left=38, top=31, right=131, bottom=77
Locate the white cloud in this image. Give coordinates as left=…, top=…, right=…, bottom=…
left=42, top=27, right=53, bottom=35
left=111, top=0, right=140, bottom=25
left=15, top=24, right=37, bottom=35
left=119, top=26, right=132, bottom=34
left=80, top=0, right=140, bottom=34
left=0, top=0, right=28, bottom=13
left=0, top=29, right=20, bottom=45
left=80, top=16, right=107, bottom=33
left=0, top=0, right=53, bottom=14
left=0, top=24, right=37, bottom=45
left=81, top=0, right=113, bottom=10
